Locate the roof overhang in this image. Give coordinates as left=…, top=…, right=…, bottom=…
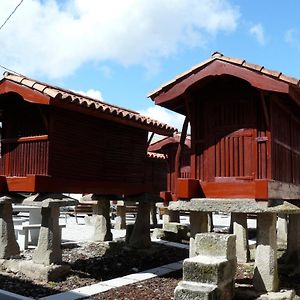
left=0, top=75, right=176, bottom=136
left=151, top=60, right=291, bottom=105
left=0, top=79, right=50, bottom=105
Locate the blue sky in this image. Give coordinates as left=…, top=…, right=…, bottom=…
left=1, top=0, right=300, bottom=130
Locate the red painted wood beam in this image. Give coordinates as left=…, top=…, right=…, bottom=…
left=153, top=60, right=290, bottom=106
left=0, top=80, right=50, bottom=105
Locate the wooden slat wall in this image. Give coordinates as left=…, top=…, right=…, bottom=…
left=191, top=76, right=259, bottom=182
left=271, top=98, right=300, bottom=184
left=145, top=157, right=168, bottom=192
left=1, top=140, right=49, bottom=176
left=0, top=95, right=49, bottom=177
left=49, top=107, right=148, bottom=184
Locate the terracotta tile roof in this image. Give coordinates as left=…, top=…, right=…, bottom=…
left=147, top=152, right=166, bottom=159
left=2, top=72, right=177, bottom=135
left=148, top=133, right=191, bottom=152
left=148, top=52, right=300, bottom=97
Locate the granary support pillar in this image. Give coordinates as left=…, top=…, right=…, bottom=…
left=80, top=194, right=113, bottom=241
left=125, top=193, right=159, bottom=249
left=231, top=213, right=250, bottom=263
left=93, top=198, right=113, bottom=241
left=189, top=211, right=208, bottom=257
left=114, top=201, right=126, bottom=230
left=22, top=193, right=77, bottom=266
left=33, top=205, right=62, bottom=265
left=287, top=214, right=300, bottom=263
left=253, top=213, right=279, bottom=292
left=0, top=196, right=20, bottom=258
left=277, top=214, right=287, bottom=250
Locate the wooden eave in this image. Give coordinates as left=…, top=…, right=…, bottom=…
left=148, top=134, right=191, bottom=152
left=0, top=80, right=50, bottom=105
left=0, top=73, right=176, bottom=136
left=149, top=53, right=300, bottom=111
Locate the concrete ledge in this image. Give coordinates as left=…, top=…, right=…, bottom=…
left=0, top=289, right=33, bottom=300
left=169, top=199, right=300, bottom=214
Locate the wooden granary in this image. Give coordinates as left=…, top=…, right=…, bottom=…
left=148, top=134, right=191, bottom=201
left=0, top=72, right=176, bottom=195
left=149, top=52, right=300, bottom=200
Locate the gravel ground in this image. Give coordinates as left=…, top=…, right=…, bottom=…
left=1, top=239, right=300, bottom=299
left=91, top=270, right=182, bottom=300
left=0, top=241, right=188, bottom=299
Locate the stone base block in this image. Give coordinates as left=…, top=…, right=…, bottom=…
left=175, top=281, right=217, bottom=300
left=257, top=289, right=296, bottom=300
left=162, top=223, right=190, bottom=241
left=175, top=280, right=234, bottom=300
left=152, top=228, right=166, bottom=240
left=183, top=256, right=236, bottom=285
left=0, top=259, right=70, bottom=281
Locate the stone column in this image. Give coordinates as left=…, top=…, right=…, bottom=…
left=287, top=214, right=300, bottom=263
left=189, top=211, right=208, bottom=257
left=150, top=202, right=158, bottom=226
left=93, top=199, right=113, bottom=241
left=114, top=202, right=126, bottom=230
left=23, top=193, right=77, bottom=266
left=0, top=197, right=19, bottom=258
left=253, top=213, right=278, bottom=292
left=277, top=214, right=288, bottom=250
left=33, top=206, right=62, bottom=265
left=232, top=213, right=250, bottom=263
left=128, top=201, right=151, bottom=249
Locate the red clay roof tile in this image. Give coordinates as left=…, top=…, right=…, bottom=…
left=2, top=72, right=176, bottom=135
left=149, top=52, right=300, bottom=97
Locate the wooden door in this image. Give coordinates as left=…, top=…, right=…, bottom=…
left=203, top=97, right=256, bottom=182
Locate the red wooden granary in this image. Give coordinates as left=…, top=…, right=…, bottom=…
left=0, top=72, right=176, bottom=195
left=149, top=52, right=300, bottom=200
left=148, top=134, right=191, bottom=202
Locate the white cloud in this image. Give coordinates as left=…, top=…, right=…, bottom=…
left=0, top=0, right=240, bottom=78
left=285, top=28, right=300, bottom=49
left=139, top=105, right=185, bottom=131
left=249, top=23, right=265, bottom=45
left=74, top=89, right=103, bottom=100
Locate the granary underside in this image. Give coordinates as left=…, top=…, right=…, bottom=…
left=0, top=73, right=176, bottom=194
left=149, top=53, right=300, bottom=200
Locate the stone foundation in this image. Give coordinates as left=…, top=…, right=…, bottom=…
left=175, top=233, right=236, bottom=300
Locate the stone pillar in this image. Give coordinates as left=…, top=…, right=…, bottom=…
left=114, top=203, right=126, bottom=230
left=253, top=213, right=279, bottom=292
left=93, top=199, right=113, bottom=241
left=0, top=197, right=19, bottom=258
left=33, top=206, right=62, bottom=265
left=175, top=233, right=236, bottom=300
left=232, top=213, right=250, bottom=263
left=162, top=209, right=180, bottom=228
left=24, top=193, right=77, bottom=266
left=208, top=212, right=213, bottom=232
left=277, top=214, right=288, bottom=250
left=150, top=202, right=158, bottom=226
left=128, top=201, right=151, bottom=249
left=189, top=211, right=208, bottom=257
left=287, top=214, right=300, bottom=263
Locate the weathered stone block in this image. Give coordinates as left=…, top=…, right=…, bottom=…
left=175, top=282, right=217, bottom=300
left=232, top=213, right=250, bottom=263
left=258, top=289, right=296, bottom=300
left=183, top=256, right=236, bottom=285
left=254, top=213, right=279, bottom=292
left=194, top=233, right=236, bottom=260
